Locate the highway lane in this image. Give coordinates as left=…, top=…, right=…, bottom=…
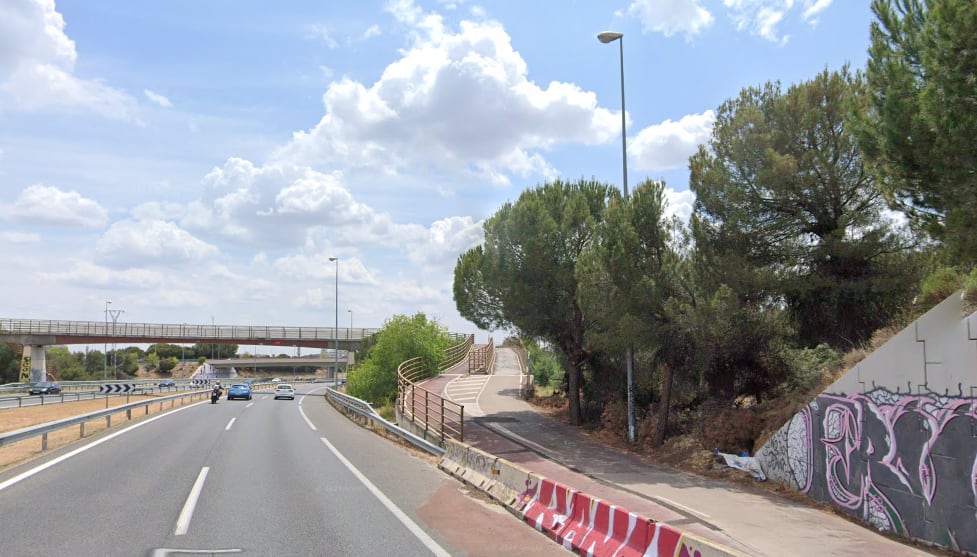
left=0, top=385, right=566, bottom=556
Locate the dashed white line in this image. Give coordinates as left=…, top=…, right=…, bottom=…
left=319, top=437, right=450, bottom=557
left=245, top=402, right=254, bottom=408
left=175, top=467, right=210, bottom=536
left=298, top=406, right=317, bottom=431
left=225, top=418, right=236, bottom=431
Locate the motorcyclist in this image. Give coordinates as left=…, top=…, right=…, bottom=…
left=211, top=383, right=223, bottom=403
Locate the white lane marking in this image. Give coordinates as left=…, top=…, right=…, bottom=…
left=175, top=467, right=210, bottom=535
left=650, top=495, right=712, bottom=520
left=299, top=395, right=305, bottom=405
left=0, top=400, right=205, bottom=493
left=298, top=406, right=317, bottom=431
left=150, top=549, right=241, bottom=556
left=246, top=402, right=254, bottom=408
left=225, top=418, right=236, bottom=431
left=319, top=437, right=450, bottom=557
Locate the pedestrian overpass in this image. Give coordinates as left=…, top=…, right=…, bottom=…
left=0, top=318, right=377, bottom=383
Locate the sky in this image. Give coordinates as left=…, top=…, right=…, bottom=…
left=0, top=0, right=876, bottom=351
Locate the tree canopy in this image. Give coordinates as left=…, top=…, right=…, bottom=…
left=454, top=178, right=616, bottom=425
left=858, top=0, right=977, bottom=266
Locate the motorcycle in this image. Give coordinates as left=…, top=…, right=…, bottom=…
left=211, top=388, right=222, bottom=404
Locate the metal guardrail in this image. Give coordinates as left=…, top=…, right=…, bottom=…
left=324, top=388, right=444, bottom=456
left=0, top=382, right=281, bottom=451
left=0, top=390, right=214, bottom=451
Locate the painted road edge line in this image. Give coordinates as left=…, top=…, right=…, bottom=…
left=175, top=466, right=210, bottom=535
left=319, top=437, right=450, bottom=557
left=0, top=400, right=206, bottom=493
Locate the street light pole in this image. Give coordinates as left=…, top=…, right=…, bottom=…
left=598, top=30, right=637, bottom=444
left=348, top=309, right=352, bottom=339
left=329, top=257, right=339, bottom=384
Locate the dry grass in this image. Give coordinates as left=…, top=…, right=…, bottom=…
left=0, top=394, right=202, bottom=472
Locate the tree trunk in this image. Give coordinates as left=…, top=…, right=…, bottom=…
left=652, top=362, right=673, bottom=448
left=566, top=360, right=582, bottom=425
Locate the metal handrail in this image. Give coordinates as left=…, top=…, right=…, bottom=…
left=395, top=335, right=473, bottom=444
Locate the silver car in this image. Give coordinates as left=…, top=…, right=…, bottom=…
left=273, top=383, right=295, bottom=400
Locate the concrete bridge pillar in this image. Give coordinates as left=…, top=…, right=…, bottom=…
left=28, top=345, right=47, bottom=382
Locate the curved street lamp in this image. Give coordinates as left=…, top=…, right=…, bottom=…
left=598, top=30, right=636, bottom=444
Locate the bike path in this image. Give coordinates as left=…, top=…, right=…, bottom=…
left=425, top=348, right=940, bottom=557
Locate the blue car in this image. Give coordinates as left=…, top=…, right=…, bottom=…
left=227, top=383, right=252, bottom=401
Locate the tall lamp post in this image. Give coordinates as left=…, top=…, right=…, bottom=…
left=348, top=309, right=353, bottom=339
left=329, top=257, right=339, bottom=384
left=598, top=30, right=637, bottom=444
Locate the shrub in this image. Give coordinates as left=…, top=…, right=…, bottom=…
left=697, top=405, right=764, bottom=455
left=917, top=267, right=962, bottom=307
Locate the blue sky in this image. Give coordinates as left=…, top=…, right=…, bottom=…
left=0, top=0, right=874, bottom=347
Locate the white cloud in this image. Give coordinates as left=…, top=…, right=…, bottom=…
left=664, top=188, right=695, bottom=222
left=406, top=215, right=483, bottom=269
left=38, top=259, right=164, bottom=289
left=363, top=24, right=381, bottom=39
left=627, top=0, right=715, bottom=39
left=630, top=110, right=715, bottom=171
left=181, top=157, right=426, bottom=250
left=802, top=0, right=834, bottom=23
left=722, top=0, right=835, bottom=44
left=0, top=231, right=41, bottom=243
left=1, top=184, right=108, bottom=228
left=95, top=219, right=219, bottom=267
left=143, top=89, right=173, bottom=108
left=275, top=2, right=618, bottom=185
left=305, top=23, right=340, bottom=49
left=0, top=0, right=134, bottom=117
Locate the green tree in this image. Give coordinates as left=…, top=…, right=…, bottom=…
left=147, top=343, right=184, bottom=360
left=159, top=356, right=179, bottom=373
left=454, top=178, right=615, bottom=425
left=346, top=313, right=450, bottom=405
left=145, top=352, right=161, bottom=371
left=690, top=68, right=918, bottom=349
left=857, top=0, right=977, bottom=265
left=0, top=344, right=20, bottom=384
left=577, top=179, right=690, bottom=445
left=46, top=346, right=85, bottom=380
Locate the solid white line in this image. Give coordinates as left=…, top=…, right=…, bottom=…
left=651, top=495, right=711, bottom=520
left=225, top=418, right=236, bottom=431
left=299, top=395, right=305, bottom=405
left=0, top=400, right=205, bottom=493
left=175, top=467, right=210, bottom=535
left=319, top=437, right=450, bottom=557
left=298, top=406, right=317, bottom=431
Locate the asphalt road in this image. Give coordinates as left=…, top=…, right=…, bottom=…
left=0, top=385, right=566, bottom=556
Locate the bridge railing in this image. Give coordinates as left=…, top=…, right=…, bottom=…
left=396, top=334, right=473, bottom=444
left=0, top=318, right=379, bottom=343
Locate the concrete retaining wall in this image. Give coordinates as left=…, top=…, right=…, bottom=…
left=756, top=292, right=977, bottom=555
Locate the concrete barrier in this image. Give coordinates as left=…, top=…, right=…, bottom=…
left=439, top=439, right=745, bottom=556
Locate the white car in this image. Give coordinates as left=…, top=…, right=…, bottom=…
left=273, top=383, right=295, bottom=400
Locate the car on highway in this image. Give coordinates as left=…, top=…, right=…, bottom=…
left=227, top=383, right=252, bottom=401
left=28, top=381, right=62, bottom=395
left=273, top=383, right=295, bottom=400
left=158, top=379, right=176, bottom=388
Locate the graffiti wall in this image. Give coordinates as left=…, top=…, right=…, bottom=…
left=756, top=294, right=977, bottom=554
